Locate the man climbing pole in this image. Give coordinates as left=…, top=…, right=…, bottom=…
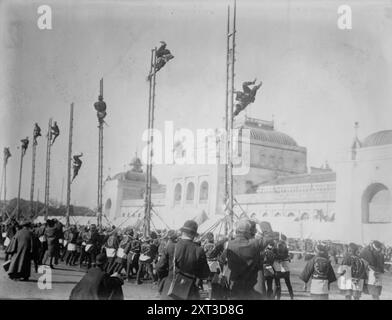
left=72, top=153, right=83, bottom=181
left=94, top=94, right=107, bottom=122
left=234, top=79, right=262, bottom=117
left=21, top=137, right=29, bottom=156
left=4, top=147, right=11, bottom=164
left=51, top=121, right=60, bottom=145
left=147, top=41, right=174, bottom=81
left=33, top=123, right=41, bottom=145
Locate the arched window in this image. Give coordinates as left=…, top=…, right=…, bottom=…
left=287, top=212, right=295, bottom=218
left=174, top=183, right=182, bottom=203
left=274, top=212, right=281, bottom=217
left=199, top=181, right=209, bottom=202
left=262, top=212, right=268, bottom=217
left=362, top=183, right=392, bottom=223
left=186, top=182, right=195, bottom=202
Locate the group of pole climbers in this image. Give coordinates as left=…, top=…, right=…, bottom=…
left=1, top=115, right=83, bottom=226
left=0, top=1, right=262, bottom=239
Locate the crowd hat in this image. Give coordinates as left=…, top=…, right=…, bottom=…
left=315, top=244, right=327, bottom=253
left=372, top=240, right=382, bottom=251
left=167, top=230, right=178, bottom=240
left=235, top=219, right=251, bottom=235
left=180, top=220, right=199, bottom=236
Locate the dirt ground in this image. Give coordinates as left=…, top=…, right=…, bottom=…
left=0, top=252, right=391, bottom=300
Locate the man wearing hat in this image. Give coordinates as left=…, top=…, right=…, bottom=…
left=223, top=219, right=264, bottom=300
left=159, top=220, right=210, bottom=300
left=8, top=221, right=33, bottom=281
left=299, top=243, right=337, bottom=300
left=70, top=253, right=124, bottom=300
left=360, top=240, right=385, bottom=300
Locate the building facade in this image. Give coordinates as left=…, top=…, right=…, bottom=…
left=102, top=117, right=392, bottom=244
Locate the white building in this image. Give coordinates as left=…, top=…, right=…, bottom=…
left=102, top=117, right=392, bottom=245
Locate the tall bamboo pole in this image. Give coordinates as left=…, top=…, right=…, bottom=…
left=16, top=143, right=25, bottom=221
left=66, top=103, right=74, bottom=227
left=44, top=118, right=52, bottom=220
left=144, top=48, right=156, bottom=237
left=30, top=127, right=38, bottom=215
left=97, top=79, right=104, bottom=227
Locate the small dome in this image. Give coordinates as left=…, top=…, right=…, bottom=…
left=362, top=130, right=392, bottom=148
left=249, top=128, right=298, bottom=147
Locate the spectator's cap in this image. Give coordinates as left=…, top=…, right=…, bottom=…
left=280, top=233, right=287, bottom=241
left=167, top=229, right=178, bottom=240
left=315, top=244, right=327, bottom=253
left=96, top=253, right=107, bottom=266
left=372, top=240, right=383, bottom=251
left=205, top=232, right=214, bottom=241
left=150, top=231, right=158, bottom=240
left=348, top=242, right=358, bottom=252
left=235, top=219, right=252, bottom=235
left=266, top=242, right=274, bottom=250
left=259, top=221, right=272, bottom=233
left=180, top=220, right=199, bottom=236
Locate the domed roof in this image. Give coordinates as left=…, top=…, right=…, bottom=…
left=362, top=130, right=392, bottom=148
left=112, top=171, right=158, bottom=184
left=111, top=154, right=158, bottom=183
left=249, top=127, right=298, bottom=147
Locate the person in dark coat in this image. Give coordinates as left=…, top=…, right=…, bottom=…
left=299, top=244, right=337, bottom=300
left=157, top=220, right=210, bottom=300
left=103, top=230, right=119, bottom=274
left=8, top=222, right=34, bottom=281
left=263, top=241, right=278, bottom=299
left=136, top=238, right=157, bottom=284
left=126, top=233, right=141, bottom=281
left=339, top=242, right=367, bottom=300
left=37, top=222, right=47, bottom=265
left=43, top=219, right=59, bottom=268
left=69, top=253, right=124, bottom=300
left=156, top=230, right=178, bottom=294
left=85, top=224, right=101, bottom=268
left=4, top=219, right=18, bottom=261
left=223, top=219, right=264, bottom=300
left=65, top=225, right=79, bottom=266
left=273, top=240, right=294, bottom=300
left=31, top=225, right=41, bottom=273
left=360, top=241, right=384, bottom=300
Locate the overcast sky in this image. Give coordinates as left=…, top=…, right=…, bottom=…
left=1, top=0, right=392, bottom=208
